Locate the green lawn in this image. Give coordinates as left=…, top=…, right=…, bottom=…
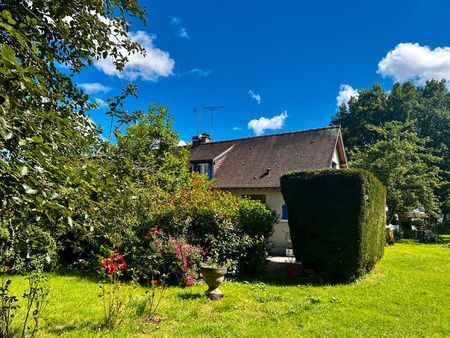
left=8, top=240, right=450, bottom=337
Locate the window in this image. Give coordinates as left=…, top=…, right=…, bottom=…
left=194, top=162, right=212, bottom=179
left=331, top=161, right=338, bottom=169
left=282, top=204, right=288, bottom=221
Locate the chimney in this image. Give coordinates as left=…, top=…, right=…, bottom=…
left=192, top=133, right=212, bottom=146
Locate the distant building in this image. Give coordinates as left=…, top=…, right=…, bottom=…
left=187, top=126, right=348, bottom=255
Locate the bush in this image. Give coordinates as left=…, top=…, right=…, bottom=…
left=132, top=227, right=203, bottom=287
left=237, top=198, right=277, bottom=275
left=238, top=198, right=277, bottom=237
left=393, top=228, right=403, bottom=241
left=280, top=169, right=386, bottom=283
left=143, top=175, right=276, bottom=276
left=0, top=223, right=56, bottom=273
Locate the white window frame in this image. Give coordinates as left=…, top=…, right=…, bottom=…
left=196, top=163, right=209, bottom=176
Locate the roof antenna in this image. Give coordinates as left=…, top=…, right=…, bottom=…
left=193, top=105, right=225, bottom=135
left=192, top=107, right=200, bottom=135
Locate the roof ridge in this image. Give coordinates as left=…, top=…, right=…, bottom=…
left=196, top=125, right=341, bottom=145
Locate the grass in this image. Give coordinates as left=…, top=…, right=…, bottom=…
left=7, top=239, right=450, bottom=337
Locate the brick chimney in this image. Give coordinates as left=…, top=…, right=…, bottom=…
left=192, top=133, right=212, bottom=146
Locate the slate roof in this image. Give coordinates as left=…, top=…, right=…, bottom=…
left=188, top=126, right=347, bottom=189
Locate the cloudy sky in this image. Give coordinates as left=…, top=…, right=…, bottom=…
left=75, top=0, right=450, bottom=142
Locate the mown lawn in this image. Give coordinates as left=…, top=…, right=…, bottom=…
left=8, top=240, right=450, bottom=337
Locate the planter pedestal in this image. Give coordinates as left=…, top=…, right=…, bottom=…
left=201, top=266, right=227, bottom=301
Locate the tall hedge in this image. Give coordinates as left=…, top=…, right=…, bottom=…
left=280, top=169, right=386, bottom=283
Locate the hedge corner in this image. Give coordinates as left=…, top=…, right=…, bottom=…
left=280, top=169, right=386, bottom=283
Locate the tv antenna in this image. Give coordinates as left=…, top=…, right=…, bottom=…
left=192, top=105, right=225, bottom=135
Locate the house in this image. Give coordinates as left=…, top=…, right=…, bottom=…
left=187, top=126, right=348, bottom=255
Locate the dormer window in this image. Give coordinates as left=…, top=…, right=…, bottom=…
left=193, top=162, right=212, bottom=179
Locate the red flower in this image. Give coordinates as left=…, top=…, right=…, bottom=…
left=150, top=279, right=159, bottom=285
left=100, top=249, right=127, bottom=276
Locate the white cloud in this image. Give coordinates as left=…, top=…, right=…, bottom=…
left=94, top=98, right=107, bottom=108
left=177, top=27, right=190, bottom=39
left=378, top=43, right=450, bottom=85
left=94, top=30, right=175, bottom=82
left=249, top=90, right=262, bottom=104
left=336, top=84, right=359, bottom=107
left=171, top=17, right=181, bottom=25
left=170, top=16, right=190, bottom=39
left=79, top=82, right=112, bottom=94
left=178, top=140, right=187, bottom=146
left=233, top=127, right=242, bottom=131
left=248, top=111, right=288, bottom=136
left=182, top=68, right=212, bottom=77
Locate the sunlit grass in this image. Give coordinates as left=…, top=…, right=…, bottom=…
left=8, top=240, right=450, bottom=337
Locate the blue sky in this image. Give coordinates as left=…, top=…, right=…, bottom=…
left=75, top=0, right=450, bottom=143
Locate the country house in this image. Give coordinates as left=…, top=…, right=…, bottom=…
left=188, top=126, right=348, bottom=255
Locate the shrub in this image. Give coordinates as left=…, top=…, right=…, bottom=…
left=133, top=228, right=203, bottom=287
left=238, top=198, right=277, bottom=237
left=99, top=249, right=133, bottom=329
left=393, top=228, right=403, bottom=241
left=237, top=198, right=277, bottom=275
left=280, top=169, right=386, bottom=283
left=143, top=175, right=276, bottom=276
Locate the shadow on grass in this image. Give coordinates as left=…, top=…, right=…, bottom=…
left=230, top=273, right=326, bottom=287
left=178, top=293, right=203, bottom=300
left=48, top=268, right=101, bottom=283
left=47, top=318, right=162, bottom=336
left=46, top=320, right=99, bottom=336
left=395, top=237, right=450, bottom=246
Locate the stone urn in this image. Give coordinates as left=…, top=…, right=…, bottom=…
left=201, top=266, right=227, bottom=300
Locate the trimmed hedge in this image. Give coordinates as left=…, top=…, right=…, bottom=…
left=280, top=169, right=386, bottom=283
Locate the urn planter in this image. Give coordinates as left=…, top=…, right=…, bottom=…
left=201, top=266, right=227, bottom=300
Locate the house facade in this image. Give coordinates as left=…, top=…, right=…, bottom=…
left=188, top=126, right=348, bottom=255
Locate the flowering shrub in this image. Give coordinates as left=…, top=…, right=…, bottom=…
left=99, top=249, right=134, bottom=329
left=101, top=249, right=128, bottom=276
left=133, top=228, right=203, bottom=287
left=144, top=175, right=277, bottom=275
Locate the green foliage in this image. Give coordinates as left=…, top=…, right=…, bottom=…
left=0, top=271, right=19, bottom=338
left=57, top=106, right=189, bottom=271
left=332, top=80, right=450, bottom=221
left=280, top=169, right=386, bottom=283
left=132, top=228, right=203, bottom=287
left=144, top=175, right=276, bottom=276
left=0, top=0, right=147, bottom=271
left=238, top=198, right=278, bottom=237
left=236, top=198, right=278, bottom=275
left=21, top=272, right=50, bottom=337
left=351, top=120, right=443, bottom=219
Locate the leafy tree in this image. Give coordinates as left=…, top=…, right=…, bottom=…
left=0, top=0, right=147, bottom=270
left=332, top=80, right=450, bottom=220
left=56, top=105, right=190, bottom=269
left=334, top=83, right=388, bottom=148
left=351, top=120, right=443, bottom=220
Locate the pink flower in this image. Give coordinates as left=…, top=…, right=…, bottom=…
left=185, top=275, right=196, bottom=286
